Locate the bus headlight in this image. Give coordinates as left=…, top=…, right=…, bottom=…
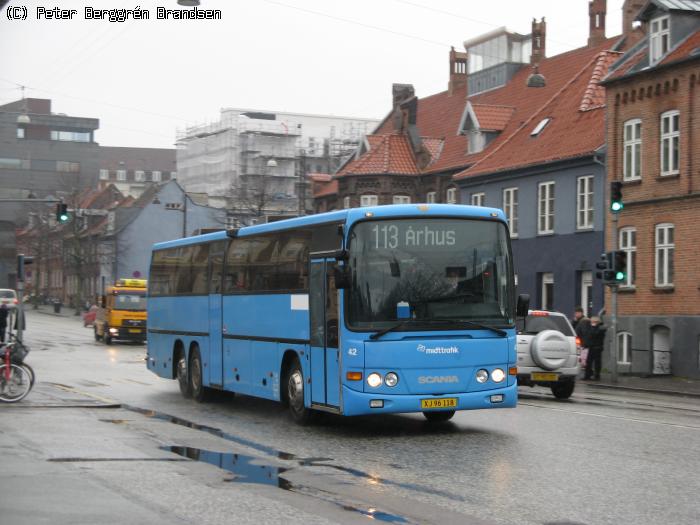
left=384, top=372, right=399, bottom=387
left=475, top=369, right=489, bottom=383
left=367, top=373, right=382, bottom=388
left=491, top=368, right=506, bottom=383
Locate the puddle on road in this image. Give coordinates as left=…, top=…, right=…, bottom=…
left=163, top=445, right=409, bottom=524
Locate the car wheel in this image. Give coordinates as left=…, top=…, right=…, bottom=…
left=286, top=358, right=315, bottom=425
left=423, top=410, right=455, bottom=422
left=189, top=347, right=211, bottom=403
left=551, top=380, right=575, bottom=399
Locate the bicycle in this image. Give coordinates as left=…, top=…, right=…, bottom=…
left=0, top=333, right=33, bottom=403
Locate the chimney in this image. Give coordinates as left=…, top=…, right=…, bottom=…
left=448, top=46, right=468, bottom=96
left=391, top=84, right=415, bottom=131
left=621, top=0, right=646, bottom=48
left=530, top=17, right=546, bottom=65
left=588, top=0, right=607, bottom=47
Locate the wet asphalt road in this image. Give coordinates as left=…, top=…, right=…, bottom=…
left=2, top=310, right=700, bottom=525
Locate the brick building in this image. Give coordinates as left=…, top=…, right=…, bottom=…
left=601, top=0, right=700, bottom=377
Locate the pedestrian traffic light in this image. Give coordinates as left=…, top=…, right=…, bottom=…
left=610, top=181, right=623, bottom=213
left=613, top=250, right=627, bottom=283
left=56, top=202, right=70, bottom=223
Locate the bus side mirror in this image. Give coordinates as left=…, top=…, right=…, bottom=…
left=516, top=294, right=530, bottom=318
left=333, top=264, right=351, bottom=289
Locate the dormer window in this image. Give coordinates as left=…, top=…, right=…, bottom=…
left=650, top=16, right=670, bottom=64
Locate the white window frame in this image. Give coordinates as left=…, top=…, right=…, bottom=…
left=541, top=272, right=554, bottom=311
left=619, top=227, right=636, bottom=287
left=650, top=15, right=670, bottom=64
left=134, top=170, right=145, bottom=182
left=538, top=181, right=555, bottom=234
left=16, top=127, right=25, bottom=139
left=393, top=195, right=411, bottom=205
left=151, top=170, right=161, bottom=182
left=623, top=119, right=642, bottom=181
left=343, top=196, right=350, bottom=209
left=502, top=187, right=518, bottom=238
left=446, top=187, right=457, bottom=204
left=660, top=110, right=680, bottom=176
left=116, top=169, right=127, bottom=181
left=360, top=194, right=378, bottom=207
left=618, top=332, right=632, bottom=365
left=99, top=169, right=109, bottom=180
left=576, top=175, right=594, bottom=230
left=426, top=191, right=437, bottom=203
left=470, top=192, right=484, bottom=206
left=580, top=271, right=593, bottom=317
left=655, top=223, right=674, bottom=287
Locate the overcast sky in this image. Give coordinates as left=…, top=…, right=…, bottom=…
left=1, top=0, right=625, bottom=149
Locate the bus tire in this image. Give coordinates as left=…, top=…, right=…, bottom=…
left=286, top=359, right=315, bottom=425
left=423, top=410, right=455, bottom=422
left=176, top=350, right=192, bottom=398
left=189, top=347, right=211, bottom=403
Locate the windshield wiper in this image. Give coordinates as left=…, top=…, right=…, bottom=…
left=433, top=318, right=507, bottom=337
left=369, top=319, right=420, bottom=340
left=369, top=318, right=507, bottom=340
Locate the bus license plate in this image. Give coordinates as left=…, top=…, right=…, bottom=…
left=128, top=329, right=142, bottom=333
left=421, top=398, right=457, bottom=410
left=531, top=372, right=559, bottom=381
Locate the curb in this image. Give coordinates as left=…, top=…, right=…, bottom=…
left=586, top=382, right=700, bottom=399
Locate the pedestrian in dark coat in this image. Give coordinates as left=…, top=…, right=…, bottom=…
left=583, top=316, right=607, bottom=380
left=571, top=306, right=590, bottom=339
left=0, top=304, right=8, bottom=343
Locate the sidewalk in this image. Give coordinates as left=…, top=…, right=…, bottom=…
left=586, top=373, right=700, bottom=398
left=29, top=303, right=83, bottom=319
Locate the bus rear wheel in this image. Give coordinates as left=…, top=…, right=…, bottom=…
left=286, top=359, right=315, bottom=425
left=423, top=410, right=455, bottom=422
left=176, top=352, right=192, bottom=398
left=189, top=348, right=211, bottom=403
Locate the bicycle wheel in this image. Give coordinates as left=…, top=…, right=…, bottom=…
left=0, top=364, right=32, bottom=403
left=21, top=363, right=35, bottom=387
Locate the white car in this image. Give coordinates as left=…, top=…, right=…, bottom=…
left=0, top=289, right=19, bottom=310
left=516, top=310, right=580, bottom=399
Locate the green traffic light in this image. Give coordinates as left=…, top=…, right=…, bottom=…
left=611, top=201, right=624, bottom=212
left=59, top=213, right=70, bottom=223
left=615, top=271, right=625, bottom=281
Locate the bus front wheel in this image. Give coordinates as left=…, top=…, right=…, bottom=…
left=286, top=359, right=315, bottom=425
left=423, top=410, right=455, bottom=422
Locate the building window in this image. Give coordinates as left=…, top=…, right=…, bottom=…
left=225, top=216, right=237, bottom=229
left=446, top=187, right=457, bottom=204
left=618, top=332, right=632, bottom=365
left=0, top=157, right=30, bottom=169
left=99, top=169, right=109, bottom=180
left=16, top=127, right=25, bottom=139
left=151, top=170, right=161, bottom=182
left=502, top=187, right=518, bottom=238
left=531, top=118, right=550, bottom=136
left=541, top=272, right=554, bottom=311
left=538, top=181, right=555, bottom=234
left=169, top=171, right=176, bottom=180
left=116, top=169, right=127, bottom=181
left=623, top=119, right=642, bottom=181
left=580, top=271, right=593, bottom=317
left=360, top=194, right=378, bottom=207
left=660, top=111, right=680, bottom=176
left=576, top=175, right=594, bottom=230
left=51, top=130, right=91, bottom=142
left=471, top=192, right=484, bottom=206
left=655, top=223, right=674, bottom=287
left=134, top=170, right=145, bottom=182
left=426, top=191, right=437, bottom=203
left=650, top=15, right=670, bottom=64
left=393, top=195, right=411, bottom=204
left=343, top=196, right=350, bottom=209
left=56, top=161, right=80, bottom=173
left=619, top=227, right=636, bottom=287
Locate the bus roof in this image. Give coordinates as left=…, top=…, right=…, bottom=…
left=151, top=204, right=507, bottom=251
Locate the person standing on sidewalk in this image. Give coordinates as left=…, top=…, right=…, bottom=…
left=0, top=304, right=8, bottom=342
left=583, top=316, right=607, bottom=381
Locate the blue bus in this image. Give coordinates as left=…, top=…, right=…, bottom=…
left=146, top=204, right=527, bottom=423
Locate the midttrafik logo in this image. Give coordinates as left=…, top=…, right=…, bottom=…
left=417, top=344, right=459, bottom=354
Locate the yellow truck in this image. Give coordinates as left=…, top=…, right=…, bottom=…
left=94, top=279, right=147, bottom=345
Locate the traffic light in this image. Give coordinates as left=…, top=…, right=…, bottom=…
left=595, top=252, right=614, bottom=281
left=56, top=202, right=70, bottom=223
left=610, top=181, right=623, bottom=212
left=613, top=250, right=627, bottom=283
left=17, top=254, right=34, bottom=282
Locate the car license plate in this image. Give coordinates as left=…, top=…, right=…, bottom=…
left=531, top=372, right=559, bottom=381
left=128, top=329, right=142, bottom=333
left=421, top=398, right=457, bottom=409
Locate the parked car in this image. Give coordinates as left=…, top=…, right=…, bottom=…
left=83, top=305, right=97, bottom=327
left=0, top=289, right=19, bottom=310
left=515, top=310, right=580, bottom=399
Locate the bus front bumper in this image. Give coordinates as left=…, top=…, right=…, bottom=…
left=340, top=382, right=517, bottom=416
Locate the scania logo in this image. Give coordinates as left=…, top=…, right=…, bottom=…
left=417, top=344, right=459, bottom=354
left=418, top=375, right=459, bottom=384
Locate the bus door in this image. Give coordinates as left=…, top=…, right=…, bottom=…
left=309, top=258, right=340, bottom=409
left=207, top=241, right=226, bottom=388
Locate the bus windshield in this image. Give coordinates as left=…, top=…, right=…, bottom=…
left=346, top=218, right=514, bottom=331
left=114, top=293, right=147, bottom=311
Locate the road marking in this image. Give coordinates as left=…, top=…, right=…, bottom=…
left=48, top=383, right=118, bottom=405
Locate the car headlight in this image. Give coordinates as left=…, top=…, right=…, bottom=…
left=491, top=368, right=506, bottom=383
left=475, top=369, right=489, bottom=383
left=367, top=373, right=382, bottom=388
left=384, top=372, right=399, bottom=387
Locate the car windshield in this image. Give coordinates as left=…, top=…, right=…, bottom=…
left=346, top=218, right=514, bottom=330
left=516, top=314, right=575, bottom=336
left=114, top=293, right=147, bottom=311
